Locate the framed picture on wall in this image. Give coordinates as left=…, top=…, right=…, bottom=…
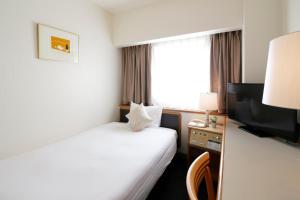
left=38, top=24, right=79, bottom=63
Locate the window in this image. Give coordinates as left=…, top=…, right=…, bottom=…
left=152, top=36, right=211, bottom=110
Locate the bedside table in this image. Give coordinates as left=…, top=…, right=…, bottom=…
left=187, top=120, right=224, bottom=182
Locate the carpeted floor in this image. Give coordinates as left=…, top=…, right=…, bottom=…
left=146, top=153, right=189, bottom=200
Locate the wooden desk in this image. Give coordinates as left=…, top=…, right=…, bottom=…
left=218, top=119, right=300, bottom=200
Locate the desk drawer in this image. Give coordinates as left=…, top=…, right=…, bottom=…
left=208, top=133, right=222, bottom=143
left=189, top=128, right=222, bottom=152
left=190, top=129, right=209, bottom=147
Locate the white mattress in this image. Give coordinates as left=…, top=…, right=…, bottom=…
left=0, top=122, right=177, bottom=200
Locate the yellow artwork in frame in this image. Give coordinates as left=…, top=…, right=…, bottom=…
left=38, top=24, right=79, bottom=63
left=51, top=36, right=70, bottom=53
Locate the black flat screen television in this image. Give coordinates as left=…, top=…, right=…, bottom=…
left=227, top=83, right=299, bottom=142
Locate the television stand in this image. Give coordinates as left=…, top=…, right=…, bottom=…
left=239, top=126, right=271, bottom=138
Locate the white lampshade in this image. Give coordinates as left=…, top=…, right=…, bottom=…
left=199, top=93, right=218, bottom=111
left=263, top=32, right=300, bottom=110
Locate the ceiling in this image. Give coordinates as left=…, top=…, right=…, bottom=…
left=92, top=0, right=164, bottom=14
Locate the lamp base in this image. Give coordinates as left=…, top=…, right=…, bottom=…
left=203, top=110, right=210, bottom=127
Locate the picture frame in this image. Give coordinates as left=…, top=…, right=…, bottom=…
left=38, top=24, right=79, bottom=63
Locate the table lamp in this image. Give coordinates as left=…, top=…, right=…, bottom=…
left=263, top=32, right=300, bottom=110
left=199, top=93, right=218, bottom=127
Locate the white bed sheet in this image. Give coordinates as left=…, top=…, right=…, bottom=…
left=0, top=122, right=177, bottom=200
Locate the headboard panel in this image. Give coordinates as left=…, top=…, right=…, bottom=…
left=119, top=105, right=181, bottom=147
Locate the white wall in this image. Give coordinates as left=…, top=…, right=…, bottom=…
left=113, top=0, right=243, bottom=47
left=282, top=0, right=300, bottom=33
left=242, top=0, right=283, bottom=83
left=282, top=0, right=300, bottom=124
left=0, top=0, right=121, bottom=158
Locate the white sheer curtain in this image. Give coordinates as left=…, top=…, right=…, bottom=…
left=152, top=36, right=211, bottom=110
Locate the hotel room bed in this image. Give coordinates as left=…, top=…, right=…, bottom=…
left=0, top=122, right=177, bottom=200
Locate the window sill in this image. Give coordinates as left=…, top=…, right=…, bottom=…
left=119, top=104, right=227, bottom=116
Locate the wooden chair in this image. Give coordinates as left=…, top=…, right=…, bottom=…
left=186, top=152, right=215, bottom=200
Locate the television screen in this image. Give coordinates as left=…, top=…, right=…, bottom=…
left=228, top=83, right=299, bottom=142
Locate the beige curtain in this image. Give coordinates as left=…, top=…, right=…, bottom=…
left=121, top=44, right=152, bottom=106
left=210, top=30, right=242, bottom=113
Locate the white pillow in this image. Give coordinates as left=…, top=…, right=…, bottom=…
left=126, top=103, right=152, bottom=131
left=129, top=102, right=163, bottom=127
left=144, top=105, right=163, bottom=127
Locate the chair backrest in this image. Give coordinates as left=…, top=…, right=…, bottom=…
left=186, top=152, right=215, bottom=200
